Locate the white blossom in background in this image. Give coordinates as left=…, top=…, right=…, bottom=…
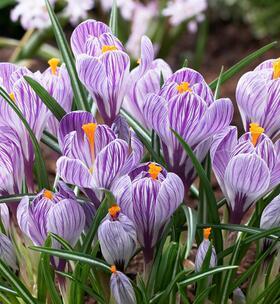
left=99, top=0, right=135, bottom=20
left=162, top=0, right=207, bottom=27
left=63, top=0, right=94, bottom=25
left=126, top=2, right=157, bottom=59
left=10, top=0, right=56, bottom=30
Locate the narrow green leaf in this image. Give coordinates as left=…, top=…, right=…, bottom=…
left=48, top=233, right=74, bottom=252
left=0, top=259, right=37, bottom=304
left=0, top=87, right=49, bottom=189
left=109, top=0, right=118, bottom=36
left=41, top=131, right=61, bottom=154
left=0, top=285, right=17, bottom=296
left=193, top=285, right=216, bottom=304
left=0, top=0, right=15, bottom=9
left=182, top=205, right=197, bottom=259
left=24, top=76, right=67, bottom=120
left=214, top=66, right=224, bottom=100
left=209, top=41, right=277, bottom=90
left=45, top=0, right=90, bottom=112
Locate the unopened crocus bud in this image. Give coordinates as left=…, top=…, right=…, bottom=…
left=195, top=228, right=217, bottom=272
left=110, top=266, right=136, bottom=304
left=98, top=205, right=137, bottom=270
left=260, top=195, right=280, bottom=252
left=0, top=233, right=17, bottom=270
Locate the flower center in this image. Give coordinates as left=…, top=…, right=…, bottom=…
left=148, top=163, right=162, bottom=180
left=249, top=123, right=264, bottom=146
left=137, top=58, right=141, bottom=65
left=203, top=227, right=211, bottom=239
left=108, top=204, right=121, bottom=220
left=176, top=81, right=192, bottom=94
left=101, top=45, right=118, bottom=53
left=82, top=123, right=97, bottom=163
left=43, top=190, right=53, bottom=200
left=9, top=92, right=15, bottom=102
left=273, top=58, right=280, bottom=79
left=48, top=58, right=60, bottom=75
left=110, top=265, right=117, bottom=273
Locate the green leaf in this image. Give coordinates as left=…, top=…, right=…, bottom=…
left=45, top=0, right=90, bottom=112
left=214, top=66, right=224, bottom=100
left=48, top=233, right=74, bottom=251
left=41, top=131, right=61, bottom=154
left=209, top=41, right=277, bottom=90
left=0, top=87, right=49, bottom=189
left=0, top=0, right=15, bottom=9
left=182, top=205, right=197, bottom=259
left=0, top=259, right=37, bottom=304
left=0, top=285, right=17, bottom=296
left=109, top=0, right=118, bottom=36
left=24, top=76, right=67, bottom=120
left=171, top=129, right=223, bottom=254
left=193, top=285, right=216, bottom=304
left=30, top=246, right=110, bottom=272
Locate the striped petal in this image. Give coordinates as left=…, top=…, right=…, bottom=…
left=0, top=233, right=17, bottom=270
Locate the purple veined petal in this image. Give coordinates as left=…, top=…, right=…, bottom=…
left=236, top=70, right=270, bottom=131
left=152, top=59, right=172, bottom=79
left=255, top=134, right=276, bottom=171
left=80, top=201, right=96, bottom=231
left=111, top=175, right=133, bottom=220
left=195, top=239, right=217, bottom=272
left=254, top=59, right=274, bottom=71
left=111, top=115, right=130, bottom=143
left=94, top=124, right=117, bottom=156
left=58, top=111, right=96, bottom=148
left=0, top=63, right=18, bottom=93
left=17, top=196, right=31, bottom=239
left=110, top=271, right=136, bottom=304
left=260, top=195, right=280, bottom=230
left=46, top=199, right=85, bottom=247
left=56, top=181, right=76, bottom=200
left=132, top=177, right=160, bottom=253
left=138, top=35, right=154, bottom=75
left=191, top=98, right=234, bottom=146
left=210, top=126, right=238, bottom=194
left=154, top=173, right=184, bottom=238
left=0, top=204, right=10, bottom=232
left=70, top=19, right=111, bottom=57
left=92, top=139, right=129, bottom=190
left=56, top=156, right=93, bottom=188
left=0, top=233, right=17, bottom=270
left=192, top=81, right=214, bottom=105
left=165, top=67, right=205, bottom=86
left=10, top=66, right=30, bottom=87
left=231, top=136, right=255, bottom=158
left=224, top=153, right=270, bottom=224
left=142, top=93, right=169, bottom=142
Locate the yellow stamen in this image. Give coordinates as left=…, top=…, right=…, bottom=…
left=273, top=58, right=280, bottom=79
left=48, top=58, right=60, bottom=75
left=203, top=228, right=211, bottom=240
left=101, top=45, right=118, bottom=54
left=137, top=58, right=141, bottom=65
left=249, top=123, right=264, bottom=146
left=176, top=82, right=192, bottom=94
left=111, top=265, right=117, bottom=273
left=108, top=204, right=121, bottom=219
left=148, top=163, right=162, bottom=180
left=9, top=92, right=15, bottom=102
left=82, top=123, right=97, bottom=161
left=43, top=190, right=53, bottom=200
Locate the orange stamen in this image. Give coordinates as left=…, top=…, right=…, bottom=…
left=273, top=58, right=280, bottom=79
left=148, top=163, right=162, bottom=180
left=249, top=123, right=264, bottom=146
left=48, top=58, right=60, bottom=75
left=9, top=92, right=15, bottom=102
left=82, top=123, right=97, bottom=162
left=176, top=82, right=192, bottom=94
left=108, top=204, right=121, bottom=219
left=111, top=265, right=117, bottom=273
left=43, top=190, right=53, bottom=200
left=203, top=228, right=211, bottom=240
left=101, top=45, right=118, bottom=53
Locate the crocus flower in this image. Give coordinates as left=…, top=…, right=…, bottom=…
left=98, top=204, right=137, bottom=270
left=195, top=228, right=217, bottom=272
left=143, top=68, right=233, bottom=192
left=57, top=111, right=143, bottom=208
left=260, top=194, right=280, bottom=252
left=236, top=58, right=280, bottom=139
left=112, top=162, right=184, bottom=263
left=71, top=19, right=130, bottom=125
left=110, top=265, right=136, bottom=304
left=45, top=58, right=73, bottom=137
left=123, top=35, right=172, bottom=128
left=0, top=203, right=10, bottom=232
left=17, top=187, right=85, bottom=251
left=0, top=233, right=18, bottom=270
left=211, top=124, right=280, bottom=224
left=63, top=0, right=94, bottom=25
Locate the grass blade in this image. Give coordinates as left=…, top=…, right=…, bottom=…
left=45, top=0, right=90, bottom=112
left=109, top=0, right=118, bottom=36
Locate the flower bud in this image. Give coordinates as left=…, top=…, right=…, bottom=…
left=98, top=205, right=137, bottom=269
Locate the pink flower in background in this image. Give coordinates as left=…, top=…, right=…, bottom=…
left=63, top=0, right=94, bottom=25
left=99, top=0, right=135, bottom=20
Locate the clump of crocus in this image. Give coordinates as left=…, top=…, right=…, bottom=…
left=110, top=265, right=136, bottom=304
left=98, top=204, right=137, bottom=270
left=211, top=125, right=280, bottom=224
left=142, top=68, right=233, bottom=192
left=71, top=19, right=130, bottom=125
left=195, top=228, right=217, bottom=272
left=112, top=162, right=184, bottom=263
left=236, top=58, right=280, bottom=139
left=56, top=111, right=143, bottom=208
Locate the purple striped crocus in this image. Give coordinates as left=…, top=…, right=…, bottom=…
left=123, top=36, right=172, bottom=128
left=211, top=124, right=280, bottom=224
left=71, top=19, right=130, bottom=126
left=98, top=204, right=137, bottom=270
left=0, top=233, right=17, bottom=270
left=17, top=185, right=86, bottom=253
left=236, top=58, right=280, bottom=139
left=112, top=162, right=184, bottom=263
left=110, top=266, right=136, bottom=304
left=143, top=68, right=233, bottom=192
left=56, top=111, right=143, bottom=207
